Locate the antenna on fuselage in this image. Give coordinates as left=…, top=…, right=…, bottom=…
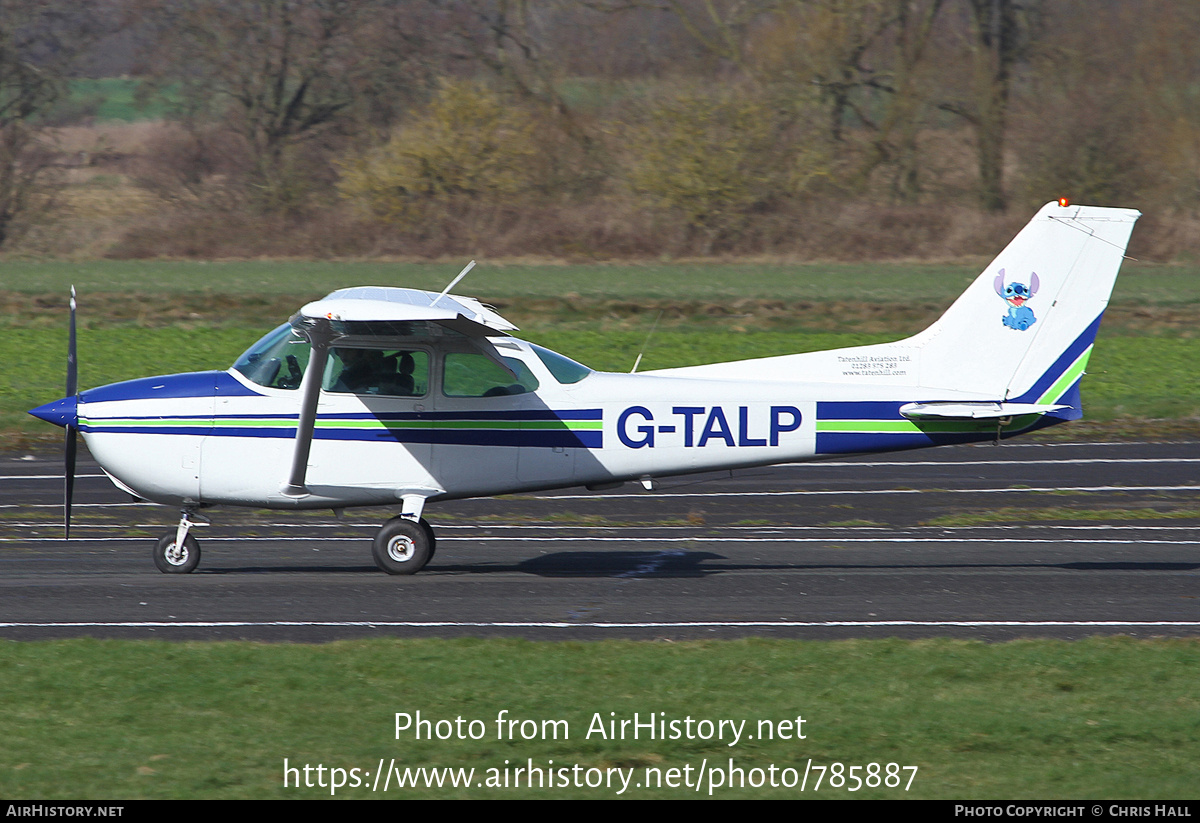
left=630, top=310, right=664, bottom=374
left=430, top=260, right=476, bottom=308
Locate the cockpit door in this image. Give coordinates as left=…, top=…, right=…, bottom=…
left=429, top=348, right=576, bottom=494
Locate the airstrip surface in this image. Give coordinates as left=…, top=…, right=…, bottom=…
left=3, top=441, right=1198, bottom=641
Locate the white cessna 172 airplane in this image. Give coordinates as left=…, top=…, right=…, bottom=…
left=30, top=201, right=1139, bottom=575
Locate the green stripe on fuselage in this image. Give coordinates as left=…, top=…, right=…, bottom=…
left=816, top=415, right=1038, bottom=434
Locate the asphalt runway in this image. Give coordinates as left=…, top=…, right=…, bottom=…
left=2, top=440, right=1198, bottom=641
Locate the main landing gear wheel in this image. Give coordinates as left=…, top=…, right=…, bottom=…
left=373, top=517, right=433, bottom=575
left=154, top=531, right=200, bottom=574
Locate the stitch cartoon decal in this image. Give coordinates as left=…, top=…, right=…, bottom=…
left=994, top=268, right=1040, bottom=330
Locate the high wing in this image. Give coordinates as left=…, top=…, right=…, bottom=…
left=296, top=286, right=517, bottom=337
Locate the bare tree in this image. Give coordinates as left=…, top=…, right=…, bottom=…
left=421, top=0, right=614, bottom=190
left=937, top=0, right=1042, bottom=211
left=134, top=0, right=433, bottom=210
left=0, top=1, right=111, bottom=246
left=604, top=1, right=945, bottom=199
left=752, top=0, right=944, bottom=198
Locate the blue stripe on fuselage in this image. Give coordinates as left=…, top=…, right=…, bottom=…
left=79, top=409, right=604, bottom=449
left=80, top=371, right=263, bottom=403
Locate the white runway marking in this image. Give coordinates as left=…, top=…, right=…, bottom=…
left=4, top=522, right=1198, bottom=532
left=9, top=482, right=1192, bottom=510
left=0, top=473, right=108, bottom=481
left=5, top=453, right=1199, bottom=484
left=791, top=458, right=1200, bottom=467
left=6, top=535, right=1200, bottom=545
left=3, top=620, right=1200, bottom=630
left=0, top=503, right=155, bottom=509
left=544, top=485, right=1200, bottom=500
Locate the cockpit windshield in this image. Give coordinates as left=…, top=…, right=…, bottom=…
left=530, top=344, right=591, bottom=384
left=232, top=324, right=311, bottom=390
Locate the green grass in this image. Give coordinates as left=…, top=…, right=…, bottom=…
left=8, top=320, right=1199, bottom=444
left=8, top=325, right=264, bottom=440
left=1084, top=339, right=1200, bottom=420
left=64, top=78, right=175, bottom=122
left=7, top=257, right=1200, bottom=801
left=5, top=258, right=1199, bottom=445
left=925, top=507, right=1200, bottom=527
left=2, top=637, right=1197, bottom=799
left=3, top=259, right=1199, bottom=304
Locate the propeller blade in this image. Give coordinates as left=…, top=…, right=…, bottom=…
left=64, top=286, right=77, bottom=540
left=67, top=286, right=77, bottom=396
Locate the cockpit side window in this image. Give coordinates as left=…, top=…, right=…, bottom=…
left=442, top=352, right=539, bottom=397
left=232, top=323, right=310, bottom=390
left=324, top=348, right=429, bottom=397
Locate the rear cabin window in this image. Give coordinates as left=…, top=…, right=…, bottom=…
left=442, top=352, right=539, bottom=397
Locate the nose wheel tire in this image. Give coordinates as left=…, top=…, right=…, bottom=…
left=373, top=517, right=433, bottom=575
left=154, top=532, right=201, bottom=574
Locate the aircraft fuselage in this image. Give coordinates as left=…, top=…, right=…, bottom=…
left=74, top=338, right=1012, bottom=510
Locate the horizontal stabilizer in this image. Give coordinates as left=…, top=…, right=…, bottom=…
left=899, top=401, right=1069, bottom=420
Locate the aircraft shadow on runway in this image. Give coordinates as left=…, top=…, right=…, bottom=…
left=183, top=554, right=1200, bottom=577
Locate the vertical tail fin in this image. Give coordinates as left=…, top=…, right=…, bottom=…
left=908, top=201, right=1140, bottom=402
left=646, top=202, right=1140, bottom=408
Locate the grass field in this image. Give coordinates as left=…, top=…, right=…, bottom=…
left=65, top=78, right=174, bottom=122
left=4, top=259, right=1200, bottom=303
left=5, top=259, right=1199, bottom=444
left=3, top=637, right=1198, bottom=799
left=14, top=327, right=1196, bottom=443
left=5, top=261, right=1199, bottom=801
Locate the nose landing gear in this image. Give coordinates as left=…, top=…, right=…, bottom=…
left=153, top=508, right=208, bottom=574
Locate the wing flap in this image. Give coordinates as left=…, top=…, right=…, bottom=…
left=899, top=401, right=1069, bottom=420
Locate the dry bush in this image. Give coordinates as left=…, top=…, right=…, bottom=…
left=1124, top=211, right=1200, bottom=263
left=105, top=205, right=383, bottom=259
left=1014, top=95, right=1152, bottom=210
left=338, top=80, right=546, bottom=222
left=102, top=189, right=1104, bottom=262
left=131, top=122, right=252, bottom=206
left=1009, top=0, right=1200, bottom=219
left=619, top=83, right=829, bottom=253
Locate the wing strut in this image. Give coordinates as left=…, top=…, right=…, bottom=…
left=281, top=319, right=333, bottom=497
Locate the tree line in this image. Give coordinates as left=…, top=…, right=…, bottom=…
left=1, top=0, right=1196, bottom=258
